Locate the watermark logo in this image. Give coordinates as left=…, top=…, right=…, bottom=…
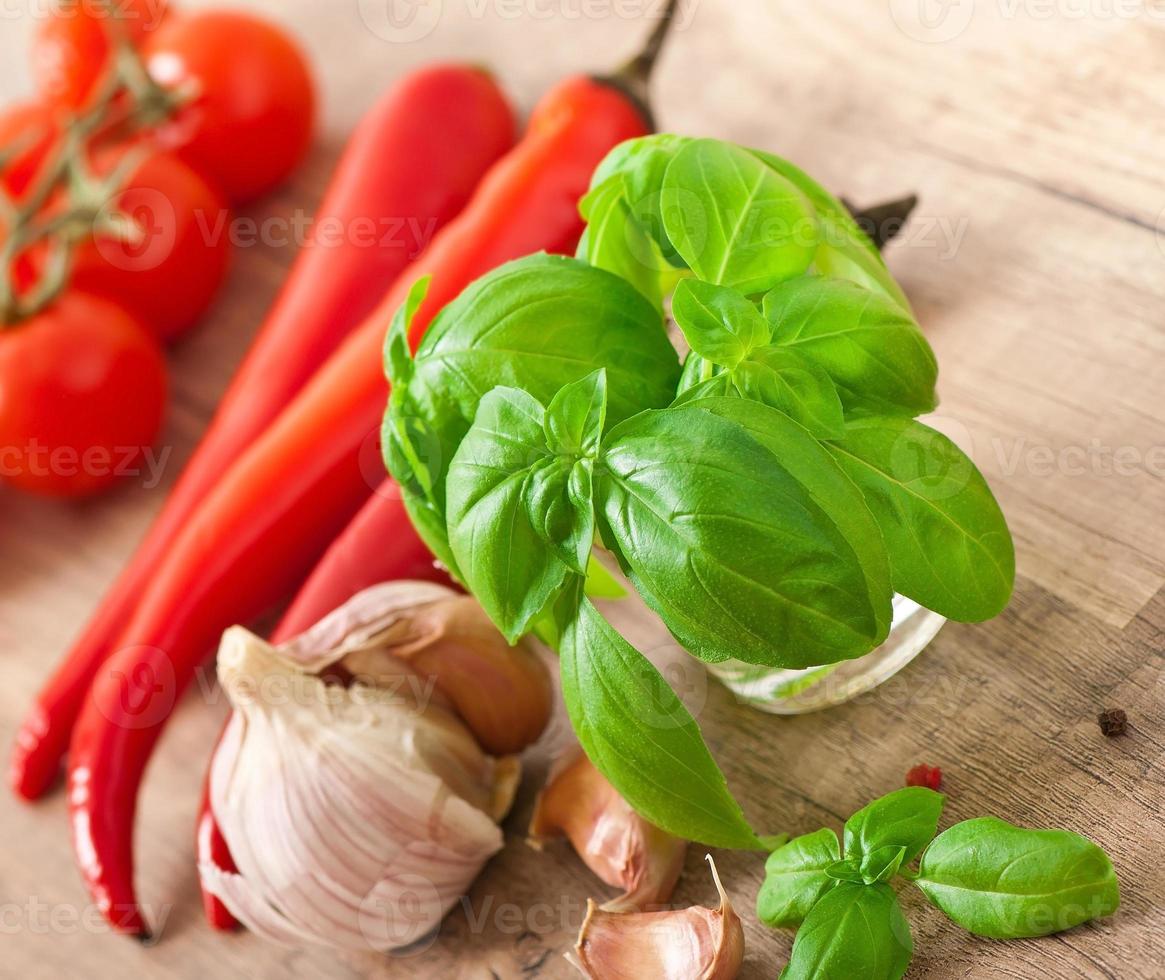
left=358, top=873, right=443, bottom=953
left=887, top=415, right=976, bottom=501
left=93, top=186, right=176, bottom=273
left=97, top=646, right=177, bottom=730
left=358, top=0, right=444, bottom=42
left=889, top=0, right=976, bottom=42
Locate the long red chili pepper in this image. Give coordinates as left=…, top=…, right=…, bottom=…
left=10, top=64, right=515, bottom=801
left=197, top=482, right=443, bottom=928
left=68, top=35, right=665, bottom=933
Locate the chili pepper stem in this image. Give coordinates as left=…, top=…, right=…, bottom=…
left=594, top=0, right=680, bottom=128
left=843, top=193, right=919, bottom=250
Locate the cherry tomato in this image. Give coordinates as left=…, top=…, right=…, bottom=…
left=0, top=291, right=167, bottom=498
left=31, top=0, right=169, bottom=111
left=143, top=11, right=315, bottom=204
left=0, top=101, right=57, bottom=199
left=69, top=146, right=231, bottom=342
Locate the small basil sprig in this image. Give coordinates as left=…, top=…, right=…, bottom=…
left=760, top=789, right=1120, bottom=979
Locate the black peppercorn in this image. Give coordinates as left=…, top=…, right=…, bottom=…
left=1097, top=708, right=1127, bottom=737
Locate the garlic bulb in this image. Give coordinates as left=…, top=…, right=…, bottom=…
left=199, top=581, right=551, bottom=952
left=530, top=748, right=686, bottom=911
left=569, top=856, right=745, bottom=980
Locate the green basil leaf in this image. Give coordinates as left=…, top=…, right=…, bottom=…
left=825, top=859, right=866, bottom=884
left=757, top=828, right=842, bottom=928
left=826, top=417, right=1015, bottom=621
left=559, top=596, right=760, bottom=849
left=391, top=253, right=680, bottom=520
left=589, top=133, right=692, bottom=261
left=732, top=348, right=846, bottom=439
left=578, top=176, right=675, bottom=308
left=674, top=355, right=726, bottom=399
left=676, top=344, right=846, bottom=439
left=545, top=368, right=607, bottom=458
left=781, top=882, right=913, bottom=980
left=671, top=279, right=770, bottom=369
left=859, top=844, right=908, bottom=884
left=524, top=456, right=594, bottom=576
left=382, top=385, right=462, bottom=578
left=584, top=554, right=627, bottom=600
left=661, top=139, right=818, bottom=295
left=748, top=148, right=911, bottom=312
left=680, top=396, right=893, bottom=643
left=762, top=276, right=937, bottom=419
left=597, top=403, right=884, bottom=668
left=916, top=817, right=1121, bottom=939
left=383, top=275, right=430, bottom=386
left=843, top=787, right=945, bottom=865
left=445, top=387, right=574, bottom=641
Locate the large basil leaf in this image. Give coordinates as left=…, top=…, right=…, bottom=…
left=762, top=276, right=937, bottom=419
left=781, top=882, right=912, bottom=980
left=385, top=254, right=680, bottom=559
left=826, top=417, right=1015, bottom=622
left=559, top=596, right=759, bottom=849
left=916, top=818, right=1120, bottom=939
left=596, top=403, right=884, bottom=668
left=843, top=787, right=945, bottom=865
left=748, top=148, right=911, bottom=312
left=680, top=396, right=893, bottom=643
left=757, top=828, right=841, bottom=928
left=661, top=139, right=818, bottom=295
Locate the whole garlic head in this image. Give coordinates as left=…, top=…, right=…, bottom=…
left=200, top=581, right=549, bottom=952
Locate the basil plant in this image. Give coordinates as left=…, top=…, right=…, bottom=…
left=383, top=136, right=1015, bottom=848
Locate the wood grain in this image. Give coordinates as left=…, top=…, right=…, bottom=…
left=1, top=0, right=1163, bottom=977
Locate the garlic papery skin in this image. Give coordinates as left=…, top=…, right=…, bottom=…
left=200, top=582, right=549, bottom=953
left=281, top=582, right=553, bottom=756
left=530, top=748, right=686, bottom=912
left=569, top=856, right=744, bottom=980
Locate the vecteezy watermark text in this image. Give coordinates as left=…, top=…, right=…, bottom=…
left=0, top=440, right=170, bottom=489
left=890, top=0, right=1165, bottom=44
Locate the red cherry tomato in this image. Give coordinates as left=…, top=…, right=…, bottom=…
left=143, top=11, right=315, bottom=204
left=69, top=146, right=231, bottom=342
left=31, top=0, right=169, bottom=111
left=0, top=101, right=57, bottom=199
left=0, top=291, right=167, bottom=498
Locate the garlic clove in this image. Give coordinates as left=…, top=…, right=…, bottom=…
left=531, top=749, right=686, bottom=911
left=392, top=595, right=553, bottom=755
left=570, top=856, right=745, bottom=980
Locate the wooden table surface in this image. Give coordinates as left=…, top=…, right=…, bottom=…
left=2, top=0, right=1163, bottom=977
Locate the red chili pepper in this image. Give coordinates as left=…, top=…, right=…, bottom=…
left=10, top=64, right=515, bottom=802
left=67, top=27, right=668, bottom=930
left=197, top=482, right=445, bottom=929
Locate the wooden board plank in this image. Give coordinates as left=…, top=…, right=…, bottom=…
left=1, top=0, right=1162, bottom=977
